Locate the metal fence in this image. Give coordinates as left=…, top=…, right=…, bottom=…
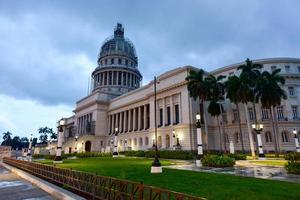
left=3, top=157, right=206, bottom=200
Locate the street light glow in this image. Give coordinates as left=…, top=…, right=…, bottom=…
left=196, top=113, right=201, bottom=120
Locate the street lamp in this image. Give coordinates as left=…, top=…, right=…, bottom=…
left=54, top=118, right=66, bottom=163
left=113, top=127, right=119, bottom=157
left=196, top=113, right=203, bottom=167
left=172, top=129, right=176, bottom=150
left=252, top=123, right=265, bottom=159
left=151, top=76, right=162, bottom=173
left=293, top=129, right=300, bottom=153
left=27, top=133, right=33, bottom=158
left=124, top=139, right=128, bottom=151
left=74, top=135, right=78, bottom=153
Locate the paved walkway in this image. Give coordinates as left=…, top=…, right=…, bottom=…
left=0, top=164, right=54, bottom=200
left=165, top=160, right=300, bottom=183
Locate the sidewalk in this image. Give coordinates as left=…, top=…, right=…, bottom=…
left=0, top=164, right=54, bottom=200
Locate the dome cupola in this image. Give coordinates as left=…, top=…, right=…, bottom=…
left=92, top=23, right=142, bottom=100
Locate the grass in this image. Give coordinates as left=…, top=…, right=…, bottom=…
left=249, top=160, right=288, bottom=167
left=37, top=157, right=300, bottom=200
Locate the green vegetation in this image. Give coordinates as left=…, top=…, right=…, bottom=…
left=37, top=157, right=300, bottom=200
left=249, top=160, right=287, bottom=167
left=228, top=153, right=247, bottom=160
left=284, top=152, right=300, bottom=174
left=33, top=152, right=112, bottom=160
left=120, top=150, right=196, bottom=160
left=202, top=154, right=235, bottom=167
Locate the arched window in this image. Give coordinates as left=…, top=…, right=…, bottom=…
left=139, top=137, right=143, bottom=146
left=265, top=131, right=272, bottom=143
left=166, top=135, right=170, bottom=148
left=158, top=136, right=162, bottom=148
left=281, top=130, right=289, bottom=143
left=145, top=137, right=149, bottom=146
left=128, top=139, right=132, bottom=146
left=234, top=132, right=239, bottom=143
left=224, top=133, right=229, bottom=143
left=134, top=138, right=137, bottom=145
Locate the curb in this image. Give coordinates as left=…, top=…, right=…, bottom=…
left=1, top=162, right=86, bottom=200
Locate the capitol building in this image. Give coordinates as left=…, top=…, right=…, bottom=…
left=61, top=24, right=300, bottom=154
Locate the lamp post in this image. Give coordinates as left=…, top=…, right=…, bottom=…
left=293, top=129, right=300, bottom=153
left=113, top=127, right=119, bottom=157
left=151, top=76, right=162, bottom=173
left=54, top=118, right=65, bottom=163
left=196, top=113, right=203, bottom=167
left=252, top=123, right=265, bottom=160
left=172, top=129, right=176, bottom=150
left=124, top=139, right=128, bottom=151
left=74, top=135, right=78, bottom=153
left=27, top=133, right=33, bottom=158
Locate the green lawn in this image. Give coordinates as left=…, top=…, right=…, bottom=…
left=249, top=160, right=288, bottom=167
left=37, top=157, right=300, bottom=200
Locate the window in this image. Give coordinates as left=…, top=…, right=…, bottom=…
left=100, top=141, right=103, bottom=146
left=118, top=72, right=122, bottom=85
left=248, top=108, right=254, bottom=120
left=118, top=58, right=122, bottom=65
left=281, top=131, right=289, bottom=143
left=134, top=138, right=137, bottom=145
left=233, top=109, right=238, bottom=122
left=265, top=131, right=272, bottom=143
left=292, top=106, right=298, bottom=119
left=125, top=60, right=128, bottom=66
left=113, top=71, right=117, bottom=85
left=159, top=108, right=163, bottom=127
left=288, top=86, right=295, bottom=96
left=276, top=106, right=284, bottom=120
left=285, top=65, right=290, bottom=72
left=235, top=132, right=240, bottom=143
left=145, top=137, right=149, bottom=146
left=174, top=104, right=180, bottom=124
left=224, top=133, right=229, bottom=143
left=261, top=108, right=269, bottom=120
left=271, top=65, right=277, bottom=72
left=105, top=59, right=107, bottom=65
left=139, top=137, right=143, bottom=146
left=111, top=58, right=114, bottom=64
left=298, top=66, right=300, bottom=73
left=166, top=106, right=171, bottom=126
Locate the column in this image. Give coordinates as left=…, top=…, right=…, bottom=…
left=162, top=98, right=166, bottom=126
left=123, top=111, right=127, bottom=132
left=133, top=107, right=136, bottom=131
left=138, top=106, right=142, bottom=130
left=121, top=72, right=124, bottom=86
left=112, top=114, right=115, bottom=134
left=170, top=96, right=174, bottom=125
left=128, top=109, right=132, bottom=131
left=116, top=71, right=119, bottom=85
left=144, top=105, right=147, bottom=130
left=108, top=115, right=111, bottom=134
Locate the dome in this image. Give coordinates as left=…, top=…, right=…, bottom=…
left=97, top=23, right=138, bottom=67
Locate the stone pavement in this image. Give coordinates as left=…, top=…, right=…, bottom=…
left=0, top=164, right=54, bottom=200
left=164, top=160, right=300, bottom=183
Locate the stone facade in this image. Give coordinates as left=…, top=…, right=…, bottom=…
left=60, top=24, right=300, bottom=154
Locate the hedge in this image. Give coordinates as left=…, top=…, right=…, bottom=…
left=284, top=152, right=300, bottom=161
left=32, top=152, right=112, bottom=160
left=202, top=154, right=235, bottom=167
left=120, top=150, right=197, bottom=160
left=285, top=161, right=300, bottom=174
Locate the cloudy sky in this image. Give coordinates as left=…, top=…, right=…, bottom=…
left=0, top=0, right=299, bottom=140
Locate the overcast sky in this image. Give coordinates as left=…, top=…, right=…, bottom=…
left=0, top=0, right=300, bottom=140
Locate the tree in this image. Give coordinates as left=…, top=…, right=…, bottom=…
left=32, top=137, right=38, bottom=147
left=237, top=58, right=263, bottom=156
left=225, top=75, right=246, bottom=153
left=11, top=136, right=21, bottom=150
left=20, top=137, right=29, bottom=149
left=2, top=131, right=12, bottom=146
left=205, top=74, right=226, bottom=152
left=186, top=69, right=211, bottom=148
left=254, top=68, right=287, bottom=156
left=38, top=127, right=56, bottom=143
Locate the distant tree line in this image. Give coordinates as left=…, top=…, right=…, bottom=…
left=1, top=126, right=57, bottom=150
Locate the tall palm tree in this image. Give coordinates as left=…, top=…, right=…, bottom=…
left=225, top=75, right=246, bottom=153
left=186, top=69, right=210, bottom=149
left=2, top=131, right=12, bottom=146
left=255, top=69, right=287, bottom=156
left=205, top=74, right=226, bottom=152
left=207, top=100, right=223, bottom=152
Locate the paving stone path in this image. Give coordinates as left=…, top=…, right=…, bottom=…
left=0, top=164, right=54, bottom=200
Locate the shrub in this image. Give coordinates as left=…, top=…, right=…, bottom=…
left=285, top=161, right=300, bottom=174
left=32, top=152, right=112, bottom=160
left=228, top=153, right=247, bottom=160
left=284, top=152, right=300, bottom=161
left=202, top=154, right=235, bottom=168
left=120, top=150, right=196, bottom=160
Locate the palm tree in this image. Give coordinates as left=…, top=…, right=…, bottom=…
left=207, top=100, right=223, bottom=152
left=224, top=75, right=246, bottom=153
left=255, top=69, right=287, bottom=156
left=238, top=58, right=263, bottom=156
left=186, top=69, right=210, bottom=149
left=205, top=74, right=226, bottom=152
left=2, top=131, right=12, bottom=146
